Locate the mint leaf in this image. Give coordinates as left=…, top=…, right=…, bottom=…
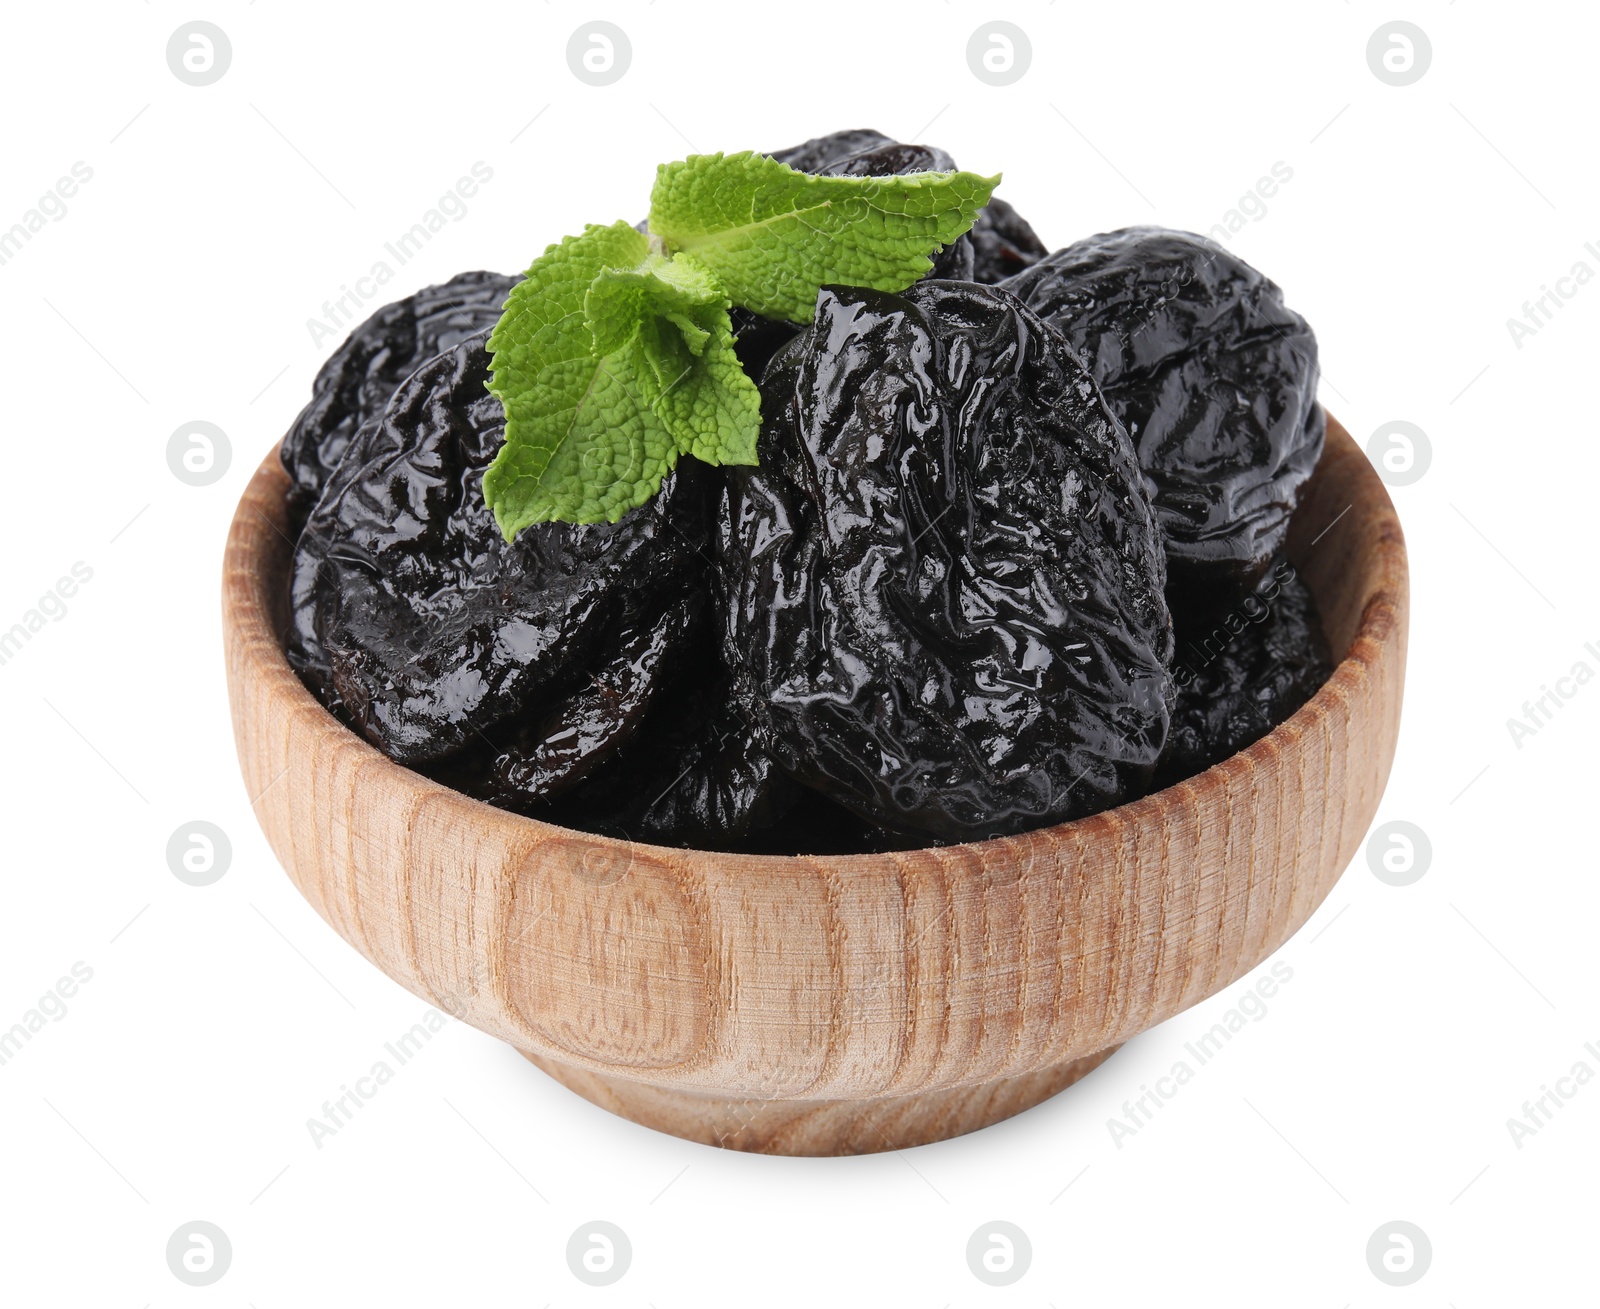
left=648, top=151, right=1000, bottom=322
left=584, top=249, right=719, bottom=364
left=584, top=250, right=760, bottom=468
left=484, top=149, right=998, bottom=535
left=484, top=223, right=759, bottom=534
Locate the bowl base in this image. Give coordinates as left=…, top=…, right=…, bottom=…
left=520, top=1045, right=1122, bottom=1156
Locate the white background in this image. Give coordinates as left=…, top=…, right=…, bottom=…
left=1, top=1, right=1595, bottom=1303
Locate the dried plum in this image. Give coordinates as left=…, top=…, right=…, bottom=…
left=430, top=592, right=702, bottom=808
left=725, top=130, right=959, bottom=369
left=287, top=330, right=709, bottom=767
left=435, top=592, right=798, bottom=849
left=967, top=196, right=1047, bottom=282
left=769, top=128, right=955, bottom=177
left=719, top=280, right=1174, bottom=841
left=768, top=127, right=1041, bottom=285
left=619, top=703, right=795, bottom=848
left=552, top=641, right=800, bottom=850
left=276, top=142, right=1337, bottom=855
left=1155, top=557, right=1334, bottom=786
left=280, top=271, right=518, bottom=529
left=726, top=130, right=1046, bottom=367
left=1002, top=228, right=1322, bottom=593
left=728, top=306, right=801, bottom=382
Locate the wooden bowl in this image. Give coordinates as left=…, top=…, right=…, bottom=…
left=223, top=415, right=1406, bottom=1156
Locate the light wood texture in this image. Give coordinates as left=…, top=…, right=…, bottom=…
left=222, top=416, right=1408, bottom=1155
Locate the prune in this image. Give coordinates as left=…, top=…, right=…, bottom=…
left=431, top=592, right=702, bottom=808
left=406, top=565, right=801, bottom=849
left=1002, top=228, right=1323, bottom=593
left=966, top=195, right=1047, bottom=282
left=277, top=140, right=1335, bottom=854
left=929, top=232, right=978, bottom=282
left=724, top=132, right=968, bottom=410
left=287, top=330, right=708, bottom=767
left=768, top=127, right=1042, bottom=285
left=552, top=642, right=800, bottom=850
left=1154, top=556, right=1334, bottom=787
left=729, top=306, right=801, bottom=381
left=719, top=280, right=1174, bottom=841
left=770, top=127, right=957, bottom=177
left=620, top=703, right=795, bottom=848
left=280, top=271, right=518, bottom=529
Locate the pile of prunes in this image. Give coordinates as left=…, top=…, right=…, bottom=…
left=282, top=130, right=1334, bottom=853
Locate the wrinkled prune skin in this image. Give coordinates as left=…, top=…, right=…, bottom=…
left=287, top=331, right=708, bottom=767
left=722, top=130, right=1048, bottom=372
left=720, top=280, right=1174, bottom=841
left=552, top=641, right=800, bottom=850
left=1154, top=556, right=1334, bottom=787
left=1002, top=228, right=1323, bottom=594
left=725, top=130, right=964, bottom=368
left=967, top=196, right=1047, bottom=283
left=415, top=579, right=800, bottom=849
left=930, top=239, right=978, bottom=282
left=768, top=127, right=1042, bottom=285
left=770, top=128, right=957, bottom=177
left=621, top=701, right=795, bottom=848
left=280, top=271, right=519, bottom=530
left=465, top=593, right=701, bottom=806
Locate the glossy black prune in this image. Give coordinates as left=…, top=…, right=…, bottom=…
left=553, top=643, right=800, bottom=850
left=728, top=306, right=802, bottom=382
left=770, top=128, right=957, bottom=178
left=966, top=196, right=1047, bottom=283
left=287, top=330, right=708, bottom=767
left=1154, top=556, right=1334, bottom=787
left=719, top=280, right=1174, bottom=841
left=767, top=128, right=1041, bottom=285
left=726, top=130, right=1045, bottom=365
left=280, top=271, right=518, bottom=529
left=1002, top=228, right=1323, bottom=592
left=727, top=130, right=962, bottom=367
left=431, top=592, right=701, bottom=808
left=622, top=701, right=795, bottom=848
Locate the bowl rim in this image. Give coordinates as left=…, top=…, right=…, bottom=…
left=225, top=412, right=1406, bottom=868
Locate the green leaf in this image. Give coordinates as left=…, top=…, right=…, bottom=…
left=483, top=223, right=759, bottom=535
left=648, top=151, right=1000, bottom=322
left=587, top=251, right=760, bottom=468
left=584, top=249, right=721, bottom=362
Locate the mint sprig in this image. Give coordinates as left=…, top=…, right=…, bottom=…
left=649, top=151, right=999, bottom=323
left=484, top=151, right=999, bottom=536
left=484, top=222, right=757, bottom=534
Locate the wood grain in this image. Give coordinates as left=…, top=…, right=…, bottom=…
left=222, top=415, right=1408, bottom=1155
